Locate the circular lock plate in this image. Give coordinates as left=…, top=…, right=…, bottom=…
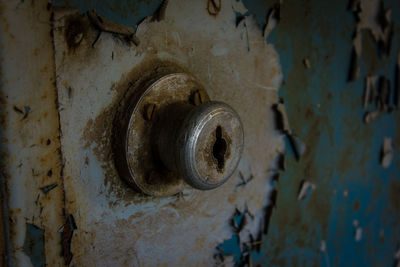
left=119, top=73, right=209, bottom=197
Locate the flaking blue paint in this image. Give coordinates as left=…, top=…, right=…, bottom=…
left=23, top=224, right=45, bottom=267
left=219, top=0, right=400, bottom=265
left=217, top=234, right=242, bottom=262
left=251, top=0, right=400, bottom=266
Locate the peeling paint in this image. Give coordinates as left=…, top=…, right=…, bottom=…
left=381, top=136, right=394, bottom=168
left=23, top=223, right=45, bottom=267
left=1, top=0, right=399, bottom=265
left=60, top=214, right=76, bottom=265
left=0, top=0, right=66, bottom=265
left=297, top=180, right=316, bottom=201
left=245, top=0, right=400, bottom=265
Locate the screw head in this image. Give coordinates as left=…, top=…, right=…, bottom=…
left=191, top=90, right=208, bottom=106
left=73, top=32, right=84, bottom=45
left=143, top=103, right=157, bottom=121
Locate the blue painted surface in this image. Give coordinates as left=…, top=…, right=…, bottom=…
left=243, top=0, right=400, bottom=266
left=51, top=0, right=400, bottom=265
left=23, top=224, right=45, bottom=267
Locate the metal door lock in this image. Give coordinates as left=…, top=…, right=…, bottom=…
left=113, top=72, right=244, bottom=197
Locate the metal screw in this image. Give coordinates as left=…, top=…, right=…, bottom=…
left=207, top=0, right=221, bottom=16
left=144, top=104, right=157, bottom=121
left=191, top=90, right=207, bottom=106
left=73, top=32, right=84, bottom=45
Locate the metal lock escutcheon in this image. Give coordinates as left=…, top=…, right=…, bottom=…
left=113, top=72, right=244, bottom=197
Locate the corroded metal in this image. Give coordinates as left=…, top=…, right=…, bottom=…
left=0, top=1, right=66, bottom=266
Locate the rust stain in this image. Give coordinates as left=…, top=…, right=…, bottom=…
left=1, top=1, right=66, bottom=264
left=64, top=14, right=89, bottom=51
left=0, top=178, right=5, bottom=267
left=304, top=107, right=314, bottom=119
left=81, top=58, right=189, bottom=205
left=40, top=65, right=49, bottom=74
left=227, top=192, right=238, bottom=203
left=389, top=180, right=400, bottom=213
left=61, top=214, right=77, bottom=265
left=40, top=156, right=47, bottom=164
left=0, top=91, right=8, bottom=127
left=9, top=208, right=21, bottom=216
left=207, top=0, right=221, bottom=16
left=353, top=199, right=361, bottom=211
left=194, top=236, right=206, bottom=249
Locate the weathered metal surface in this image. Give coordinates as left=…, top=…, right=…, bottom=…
left=0, top=1, right=65, bottom=266
left=1, top=0, right=398, bottom=265
left=52, top=0, right=283, bottom=265
left=0, top=173, right=7, bottom=266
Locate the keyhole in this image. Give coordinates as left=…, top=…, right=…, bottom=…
left=212, top=126, right=227, bottom=170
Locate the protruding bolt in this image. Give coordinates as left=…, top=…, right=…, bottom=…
left=73, top=32, right=84, bottom=45
left=157, top=101, right=244, bottom=190
left=114, top=72, right=243, bottom=196
left=144, top=103, right=157, bottom=121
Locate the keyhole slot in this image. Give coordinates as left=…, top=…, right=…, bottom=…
left=212, top=126, right=227, bottom=170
